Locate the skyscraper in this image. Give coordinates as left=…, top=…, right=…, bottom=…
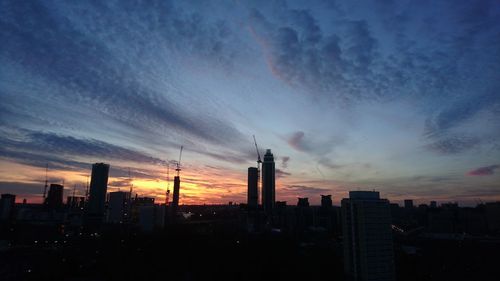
left=85, top=163, right=110, bottom=225
left=171, top=176, right=180, bottom=214
left=46, top=184, right=64, bottom=210
left=247, top=167, right=258, bottom=209
left=341, top=191, right=395, bottom=281
left=261, top=149, right=275, bottom=213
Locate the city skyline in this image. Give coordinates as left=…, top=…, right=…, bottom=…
left=1, top=0, right=500, bottom=206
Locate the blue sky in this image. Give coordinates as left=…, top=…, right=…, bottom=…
left=1, top=0, right=499, bottom=205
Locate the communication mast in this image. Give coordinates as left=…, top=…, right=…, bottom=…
left=253, top=135, right=262, bottom=203
left=43, top=163, right=48, bottom=203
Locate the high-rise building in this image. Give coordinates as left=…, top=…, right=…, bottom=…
left=46, top=184, right=64, bottom=210
left=0, top=194, right=16, bottom=221
left=404, top=199, right=414, bottom=209
left=107, top=191, right=130, bottom=223
left=247, top=167, right=258, bottom=209
left=342, top=191, right=395, bottom=281
left=430, top=201, right=437, bottom=208
left=321, top=195, right=333, bottom=209
left=86, top=163, right=110, bottom=225
left=261, top=149, right=275, bottom=213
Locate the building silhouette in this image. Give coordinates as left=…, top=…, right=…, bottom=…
left=342, top=191, right=395, bottom=281
left=107, top=191, right=130, bottom=223
left=321, top=195, right=333, bottom=209
left=247, top=167, right=258, bottom=209
left=430, top=201, right=437, bottom=208
left=261, top=149, right=275, bottom=213
left=404, top=199, right=414, bottom=209
left=171, top=176, right=180, bottom=215
left=0, top=194, right=16, bottom=221
left=297, top=197, right=309, bottom=207
left=46, top=184, right=64, bottom=210
left=66, top=196, right=85, bottom=209
left=85, top=163, right=110, bottom=226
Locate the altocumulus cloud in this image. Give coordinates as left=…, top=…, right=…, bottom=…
left=467, top=165, right=499, bottom=176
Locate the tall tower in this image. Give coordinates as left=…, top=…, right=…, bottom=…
left=85, top=163, right=110, bottom=226
left=247, top=167, right=258, bottom=209
left=261, top=149, right=275, bottom=213
left=341, top=191, right=395, bottom=281
left=171, top=176, right=180, bottom=214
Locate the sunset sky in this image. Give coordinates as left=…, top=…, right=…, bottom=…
left=1, top=0, right=499, bottom=206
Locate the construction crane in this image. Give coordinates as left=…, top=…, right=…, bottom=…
left=253, top=135, right=262, bottom=201
left=176, top=146, right=183, bottom=177
left=165, top=163, right=171, bottom=205
left=43, top=163, right=49, bottom=204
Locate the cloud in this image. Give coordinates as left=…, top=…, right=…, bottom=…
left=276, top=169, right=291, bottom=179
left=0, top=130, right=166, bottom=165
left=286, top=131, right=344, bottom=156
left=0, top=0, right=246, bottom=148
left=425, top=135, right=480, bottom=155
left=249, top=7, right=380, bottom=100
left=287, top=131, right=307, bottom=151
left=281, top=156, right=290, bottom=168
left=467, top=165, right=499, bottom=176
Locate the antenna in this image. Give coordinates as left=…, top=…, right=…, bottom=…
left=176, top=146, right=183, bottom=177
left=43, top=163, right=48, bottom=203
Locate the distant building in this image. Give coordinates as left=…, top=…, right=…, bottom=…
left=297, top=197, right=309, bottom=207
left=85, top=163, right=110, bottom=226
left=247, top=167, right=258, bottom=209
left=276, top=201, right=287, bottom=208
left=485, top=202, right=500, bottom=232
left=342, top=191, right=395, bottom=281
left=134, top=196, right=155, bottom=232
left=430, top=201, right=437, bottom=208
left=404, top=199, right=414, bottom=209
left=46, top=184, right=64, bottom=210
left=66, top=196, right=85, bottom=209
left=0, top=194, right=16, bottom=221
left=321, top=195, right=333, bottom=209
left=261, top=149, right=275, bottom=213
left=107, top=191, right=130, bottom=223
left=135, top=196, right=155, bottom=206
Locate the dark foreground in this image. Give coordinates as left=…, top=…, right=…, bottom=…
left=1, top=224, right=500, bottom=281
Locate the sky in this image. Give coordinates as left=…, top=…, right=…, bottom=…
left=1, top=0, right=499, bottom=206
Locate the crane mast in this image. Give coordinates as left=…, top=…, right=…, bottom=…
left=253, top=135, right=262, bottom=205
left=176, top=146, right=183, bottom=177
